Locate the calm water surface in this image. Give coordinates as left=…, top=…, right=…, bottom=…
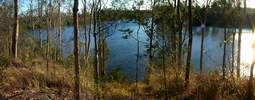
left=34, top=21, right=255, bottom=80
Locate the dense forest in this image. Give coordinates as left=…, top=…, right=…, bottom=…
left=1, top=0, right=255, bottom=99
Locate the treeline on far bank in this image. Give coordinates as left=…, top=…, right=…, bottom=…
left=15, top=4, right=255, bottom=33
left=99, top=5, right=255, bottom=28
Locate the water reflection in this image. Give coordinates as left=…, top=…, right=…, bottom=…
left=237, top=32, right=255, bottom=77
left=33, top=21, right=255, bottom=80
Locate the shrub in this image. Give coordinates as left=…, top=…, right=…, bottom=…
left=0, top=55, right=10, bottom=68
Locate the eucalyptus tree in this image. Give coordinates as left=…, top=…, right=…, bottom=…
left=219, top=0, right=227, bottom=79
left=83, top=0, right=100, bottom=96
left=157, top=10, right=168, bottom=96
left=177, top=0, right=182, bottom=69
left=166, top=0, right=178, bottom=64
left=0, top=1, right=13, bottom=56
left=49, top=0, right=61, bottom=61
left=83, top=0, right=97, bottom=69
left=185, top=0, right=192, bottom=88
left=236, top=0, right=243, bottom=78
left=56, top=0, right=64, bottom=60
left=92, top=0, right=111, bottom=98
left=37, top=0, right=45, bottom=49
left=93, top=0, right=99, bottom=87
left=199, top=0, right=212, bottom=76
left=222, top=25, right=227, bottom=79
left=132, top=0, right=143, bottom=95
left=136, top=0, right=156, bottom=65
left=249, top=45, right=254, bottom=99
left=148, top=0, right=156, bottom=64
left=73, top=0, right=80, bottom=99
left=45, top=0, right=53, bottom=71
left=248, top=61, right=254, bottom=99
left=231, top=27, right=236, bottom=74
left=82, top=0, right=89, bottom=95
left=12, top=0, right=19, bottom=59
left=82, top=0, right=91, bottom=66
left=90, top=0, right=102, bottom=98
left=97, top=0, right=112, bottom=85
left=162, top=23, right=167, bottom=94
left=29, top=0, right=34, bottom=31
left=97, top=0, right=106, bottom=78
left=231, top=1, right=239, bottom=74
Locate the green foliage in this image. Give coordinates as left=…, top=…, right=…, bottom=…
left=59, top=54, right=73, bottom=68
left=57, top=58, right=72, bottom=68
left=104, top=68, right=127, bottom=83
left=0, top=55, right=9, bottom=68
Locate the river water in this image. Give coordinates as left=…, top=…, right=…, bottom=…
left=34, top=20, right=255, bottom=81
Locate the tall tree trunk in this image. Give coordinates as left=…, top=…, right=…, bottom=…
left=8, top=24, right=11, bottom=57
left=73, top=0, right=80, bottom=99
left=102, top=38, right=106, bottom=76
left=200, top=19, right=205, bottom=76
left=29, top=0, right=34, bottom=31
left=12, top=0, right=19, bottom=59
left=222, top=28, right=227, bottom=79
left=135, top=25, right=140, bottom=95
left=46, top=0, right=52, bottom=72
left=162, top=27, right=167, bottom=97
left=83, top=1, right=88, bottom=99
left=248, top=62, right=254, bottom=100
left=222, top=0, right=227, bottom=79
left=148, top=0, right=155, bottom=65
left=39, top=30, right=43, bottom=48
left=85, top=0, right=92, bottom=67
left=237, top=26, right=242, bottom=78
left=57, top=1, right=62, bottom=60
left=232, top=28, right=236, bottom=74
left=177, top=0, right=182, bottom=69
left=87, top=2, right=92, bottom=58
left=199, top=0, right=211, bottom=76
left=83, top=0, right=88, bottom=65
left=149, top=17, right=153, bottom=64
left=171, top=5, right=177, bottom=64
left=38, top=0, right=43, bottom=49
left=98, top=18, right=102, bottom=78
left=93, top=1, right=99, bottom=97
left=46, top=20, right=50, bottom=71
left=99, top=19, right=105, bottom=77
left=237, top=0, right=244, bottom=78
left=171, top=26, right=177, bottom=64
left=185, top=0, right=192, bottom=88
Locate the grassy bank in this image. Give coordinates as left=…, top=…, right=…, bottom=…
left=0, top=56, right=253, bottom=99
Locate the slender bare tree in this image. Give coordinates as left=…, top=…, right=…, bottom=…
left=29, top=0, right=34, bottom=31
left=37, top=0, right=44, bottom=49
left=199, top=0, right=212, bottom=76
left=57, top=0, right=63, bottom=60
left=148, top=0, right=155, bottom=64
left=91, top=0, right=101, bottom=98
left=46, top=0, right=53, bottom=71
left=185, top=0, right=192, bottom=88
left=73, top=0, right=80, bottom=99
left=222, top=28, right=227, bottom=79
left=222, top=0, right=227, bottom=79
left=12, top=0, right=19, bottom=59
left=177, top=0, right=182, bottom=69
left=231, top=27, right=236, bottom=74
left=236, top=0, right=243, bottom=78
